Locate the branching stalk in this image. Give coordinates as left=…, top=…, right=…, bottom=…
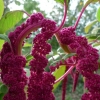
left=21, top=10, right=31, bottom=17
left=55, top=66, right=75, bottom=83
left=15, top=22, right=42, bottom=55
left=74, top=0, right=93, bottom=29
left=62, top=68, right=67, bottom=100
left=53, top=0, right=68, bottom=33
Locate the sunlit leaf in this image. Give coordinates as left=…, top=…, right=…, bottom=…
left=91, top=27, right=100, bottom=34
left=93, top=43, right=100, bottom=47
left=26, top=54, right=33, bottom=61
left=0, top=10, right=24, bottom=34
left=25, top=54, right=33, bottom=66
left=0, top=0, right=4, bottom=19
left=96, top=7, right=100, bottom=22
left=53, top=65, right=66, bottom=91
left=24, top=42, right=32, bottom=47
left=86, top=0, right=100, bottom=4
left=0, top=40, right=4, bottom=50
left=84, top=0, right=100, bottom=8
left=54, top=0, right=64, bottom=4
left=54, top=0, right=70, bottom=4
left=91, top=0, right=100, bottom=3
left=84, top=20, right=98, bottom=33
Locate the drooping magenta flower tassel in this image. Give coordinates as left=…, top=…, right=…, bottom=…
left=0, top=12, right=44, bottom=100
left=0, top=49, right=27, bottom=100
left=27, top=19, right=57, bottom=100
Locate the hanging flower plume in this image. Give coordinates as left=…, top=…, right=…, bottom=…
left=0, top=0, right=100, bottom=100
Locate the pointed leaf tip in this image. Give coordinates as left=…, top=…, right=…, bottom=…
left=53, top=65, right=66, bottom=91
left=84, top=20, right=98, bottom=33
left=0, top=10, right=24, bottom=34
left=96, top=7, right=100, bottom=22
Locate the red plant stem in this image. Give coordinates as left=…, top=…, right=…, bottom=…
left=21, top=10, right=31, bottom=17
left=72, top=71, right=79, bottom=92
left=15, top=22, right=42, bottom=55
left=53, top=0, right=68, bottom=33
left=74, top=1, right=92, bottom=29
left=62, top=68, right=67, bottom=100
left=55, top=66, right=75, bottom=83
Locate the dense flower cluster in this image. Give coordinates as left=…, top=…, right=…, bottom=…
left=27, top=18, right=56, bottom=100
left=0, top=13, right=44, bottom=100
left=8, top=12, right=44, bottom=53
left=0, top=1, right=99, bottom=99
left=58, top=26, right=100, bottom=99
left=81, top=73, right=100, bottom=100
left=59, top=27, right=76, bottom=45
left=0, top=51, right=27, bottom=100
left=0, top=12, right=58, bottom=100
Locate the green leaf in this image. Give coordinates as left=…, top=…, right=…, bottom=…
left=0, top=40, right=4, bottom=50
left=48, top=54, right=65, bottom=65
left=50, top=60, right=61, bottom=66
left=54, top=0, right=70, bottom=4
left=0, top=0, right=4, bottom=19
left=86, top=35, right=97, bottom=39
left=0, top=84, right=8, bottom=93
left=62, top=53, right=76, bottom=60
left=26, top=54, right=33, bottom=61
left=86, top=0, right=99, bottom=4
left=24, top=42, right=32, bottom=47
left=15, top=0, right=21, bottom=6
left=0, top=93, right=5, bottom=100
left=24, top=68, right=30, bottom=77
left=57, top=47, right=64, bottom=54
left=84, top=20, right=98, bottom=33
left=0, top=34, right=11, bottom=44
left=96, top=7, right=100, bottom=22
left=53, top=65, right=66, bottom=91
left=0, top=10, right=24, bottom=34
left=91, top=0, right=100, bottom=3
left=49, top=53, right=76, bottom=66
left=54, top=0, right=64, bottom=4
left=22, top=47, right=31, bottom=55
left=93, top=43, right=100, bottom=47
left=96, top=35, right=100, bottom=40
left=91, top=27, right=100, bottom=34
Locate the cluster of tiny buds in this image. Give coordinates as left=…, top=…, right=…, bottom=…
left=27, top=15, right=57, bottom=100
left=0, top=7, right=99, bottom=100
left=0, top=12, right=56, bottom=100
left=58, top=26, right=100, bottom=99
